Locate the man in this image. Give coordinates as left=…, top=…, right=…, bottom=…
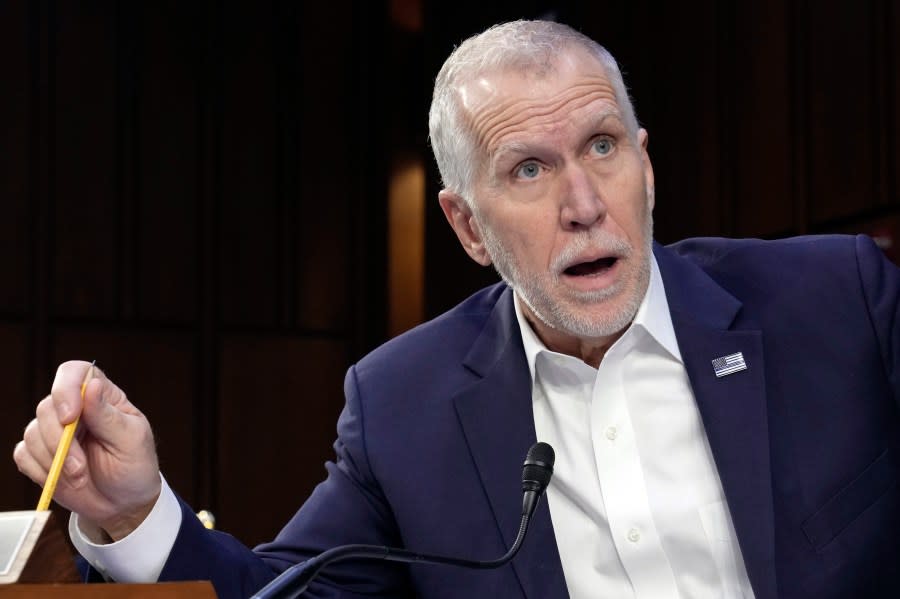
left=14, top=20, right=900, bottom=599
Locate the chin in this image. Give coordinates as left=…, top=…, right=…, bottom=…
left=559, top=307, right=638, bottom=339
left=537, top=292, right=641, bottom=340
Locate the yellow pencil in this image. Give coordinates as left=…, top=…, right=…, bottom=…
left=36, top=360, right=96, bottom=511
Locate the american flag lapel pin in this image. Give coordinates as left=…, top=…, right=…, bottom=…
left=712, top=352, right=747, bottom=377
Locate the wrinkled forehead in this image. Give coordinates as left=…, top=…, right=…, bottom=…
left=454, top=49, right=620, bottom=154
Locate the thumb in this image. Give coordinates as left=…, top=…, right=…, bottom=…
left=79, top=376, right=142, bottom=446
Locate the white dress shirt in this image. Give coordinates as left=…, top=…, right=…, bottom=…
left=519, top=256, right=754, bottom=598
left=72, top=258, right=755, bottom=596
left=70, top=473, right=181, bottom=582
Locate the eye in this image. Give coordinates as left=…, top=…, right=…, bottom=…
left=515, top=162, right=542, bottom=180
left=591, top=137, right=614, bottom=156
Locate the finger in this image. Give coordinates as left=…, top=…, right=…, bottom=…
left=23, top=418, right=55, bottom=471
left=56, top=460, right=90, bottom=492
left=50, top=360, right=95, bottom=424
left=13, top=439, right=49, bottom=487
left=15, top=439, right=87, bottom=514
left=33, top=397, right=89, bottom=479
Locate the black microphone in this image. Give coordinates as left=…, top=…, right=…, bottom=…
left=250, top=442, right=555, bottom=599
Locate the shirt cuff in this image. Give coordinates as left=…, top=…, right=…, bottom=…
left=68, top=473, right=182, bottom=583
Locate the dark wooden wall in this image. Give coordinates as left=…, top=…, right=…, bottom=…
left=0, top=0, right=387, bottom=547
left=0, top=0, right=896, bottom=549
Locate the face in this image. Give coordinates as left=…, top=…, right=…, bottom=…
left=439, top=49, right=655, bottom=348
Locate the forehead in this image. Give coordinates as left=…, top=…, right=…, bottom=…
left=457, top=50, right=621, bottom=154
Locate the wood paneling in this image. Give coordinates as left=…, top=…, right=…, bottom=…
left=219, top=2, right=280, bottom=328
left=0, top=325, right=31, bottom=510
left=733, top=0, right=793, bottom=237
left=0, top=1, right=31, bottom=317
left=807, top=1, right=880, bottom=224
left=632, top=0, right=727, bottom=242
left=134, top=3, right=201, bottom=324
left=52, top=2, right=119, bottom=318
left=890, top=0, right=899, bottom=211
left=217, top=335, right=347, bottom=546
left=293, top=3, right=355, bottom=332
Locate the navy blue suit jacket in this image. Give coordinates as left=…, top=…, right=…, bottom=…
left=155, top=235, right=900, bottom=598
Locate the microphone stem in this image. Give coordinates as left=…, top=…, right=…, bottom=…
left=251, top=512, right=533, bottom=599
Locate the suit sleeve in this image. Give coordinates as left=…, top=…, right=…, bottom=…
left=854, top=234, right=900, bottom=404
left=157, top=365, right=414, bottom=598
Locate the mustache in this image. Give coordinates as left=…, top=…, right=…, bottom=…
left=551, top=230, right=633, bottom=273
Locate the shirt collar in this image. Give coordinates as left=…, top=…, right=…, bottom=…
left=514, top=254, right=683, bottom=381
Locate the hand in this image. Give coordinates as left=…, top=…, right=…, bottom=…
left=14, top=360, right=161, bottom=541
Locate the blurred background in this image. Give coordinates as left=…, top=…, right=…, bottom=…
left=0, top=0, right=896, bottom=547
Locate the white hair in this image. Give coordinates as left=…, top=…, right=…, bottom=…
left=428, top=20, right=640, bottom=205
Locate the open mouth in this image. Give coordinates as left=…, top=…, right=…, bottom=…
left=563, top=256, right=618, bottom=277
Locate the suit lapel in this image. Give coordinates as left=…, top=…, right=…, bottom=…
left=453, top=287, right=569, bottom=599
left=656, top=244, right=778, bottom=599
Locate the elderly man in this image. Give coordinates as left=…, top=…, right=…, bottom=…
left=14, top=20, right=900, bottom=599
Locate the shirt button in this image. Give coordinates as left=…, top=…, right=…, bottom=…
left=627, top=528, right=641, bottom=543
left=605, top=426, right=618, bottom=440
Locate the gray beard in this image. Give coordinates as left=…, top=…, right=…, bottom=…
left=479, top=216, right=653, bottom=340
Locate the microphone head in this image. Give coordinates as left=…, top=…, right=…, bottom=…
left=522, top=442, right=555, bottom=493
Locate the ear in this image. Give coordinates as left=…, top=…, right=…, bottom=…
left=637, top=128, right=655, bottom=211
left=438, top=190, right=492, bottom=266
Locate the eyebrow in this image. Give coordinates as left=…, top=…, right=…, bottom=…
left=490, top=141, right=532, bottom=167
left=584, top=109, right=622, bottom=132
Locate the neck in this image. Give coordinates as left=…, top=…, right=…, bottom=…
left=520, top=304, right=627, bottom=369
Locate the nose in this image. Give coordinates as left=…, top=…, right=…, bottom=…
left=559, top=163, right=606, bottom=230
